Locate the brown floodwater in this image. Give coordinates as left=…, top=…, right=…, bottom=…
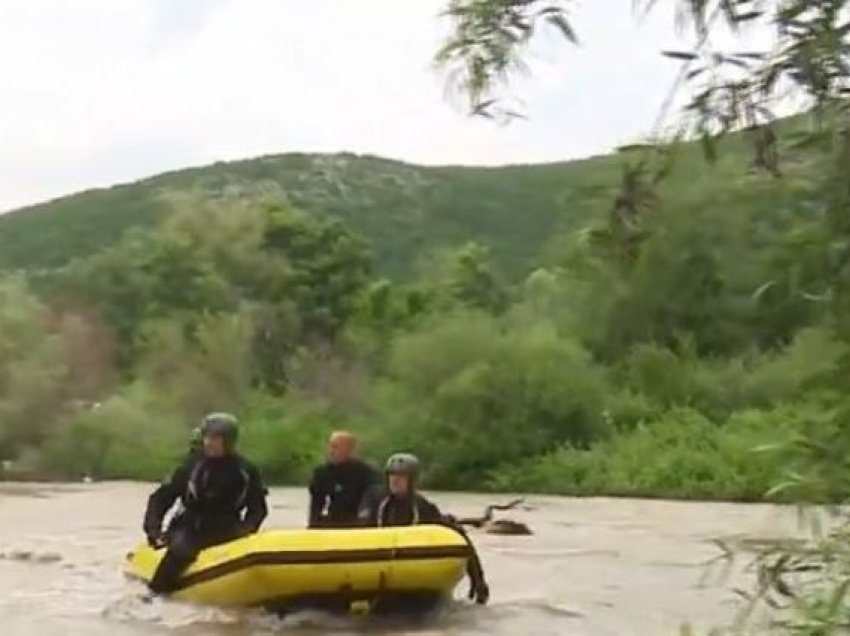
left=0, top=482, right=804, bottom=635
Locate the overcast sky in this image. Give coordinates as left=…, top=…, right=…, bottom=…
left=0, top=0, right=701, bottom=212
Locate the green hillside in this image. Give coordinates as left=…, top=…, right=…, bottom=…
left=0, top=118, right=816, bottom=279
left=0, top=152, right=623, bottom=276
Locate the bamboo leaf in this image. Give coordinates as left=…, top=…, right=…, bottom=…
left=546, top=14, right=579, bottom=44
left=617, top=143, right=655, bottom=153
left=721, top=56, right=752, bottom=69
left=765, top=480, right=802, bottom=499
left=734, top=11, right=763, bottom=23
left=662, top=50, right=699, bottom=61
left=536, top=6, right=566, bottom=18
left=752, top=280, right=777, bottom=301
left=733, top=51, right=766, bottom=60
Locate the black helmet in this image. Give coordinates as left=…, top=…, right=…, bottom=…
left=200, top=413, right=238, bottom=447
left=384, top=453, right=420, bottom=479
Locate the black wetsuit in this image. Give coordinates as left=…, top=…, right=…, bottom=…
left=142, top=454, right=268, bottom=594
left=308, top=459, right=378, bottom=528
left=356, top=485, right=443, bottom=527
left=356, top=485, right=490, bottom=605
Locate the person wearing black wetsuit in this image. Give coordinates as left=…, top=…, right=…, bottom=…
left=308, top=431, right=378, bottom=528
left=358, top=453, right=490, bottom=605
left=142, top=413, right=268, bottom=594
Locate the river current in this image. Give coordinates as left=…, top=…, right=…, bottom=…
left=0, top=482, right=802, bottom=635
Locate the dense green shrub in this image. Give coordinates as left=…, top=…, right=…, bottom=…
left=369, top=314, right=611, bottom=487
left=39, top=383, right=184, bottom=480
left=238, top=396, right=353, bottom=484
left=488, top=403, right=824, bottom=500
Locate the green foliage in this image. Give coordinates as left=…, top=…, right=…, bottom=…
left=490, top=404, right=816, bottom=501
left=425, top=241, right=509, bottom=313
left=436, top=0, right=576, bottom=119
left=135, top=312, right=254, bottom=422
left=40, top=383, right=184, bottom=480
left=610, top=326, right=845, bottom=423
left=239, top=397, right=351, bottom=484
left=371, top=314, right=610, bottom=487
left=0, top=277, right=69, bottom=457
left=50, top=200, right=370, bottom=383
left=1, top=126, right=847, bottom=501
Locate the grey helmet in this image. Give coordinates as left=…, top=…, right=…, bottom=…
left=384, top=453, right=420, bottom=480
left=200, top=413, right=239, bottom=448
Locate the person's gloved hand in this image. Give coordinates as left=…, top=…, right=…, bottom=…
left=466, top=550, right=489, bottom=605
left=146, top=532, right=165, bottom=548
left=468, top=578, right=490, bottom=605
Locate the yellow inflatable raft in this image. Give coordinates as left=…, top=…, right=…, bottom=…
left=125, top=525, right=471, bottom=613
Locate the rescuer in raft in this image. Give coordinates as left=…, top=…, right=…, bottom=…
left=308, top=430, right=379, bottom=528
left=358, top=452, right=490, bottom=604
left=142, top=413, right=268, bottom=594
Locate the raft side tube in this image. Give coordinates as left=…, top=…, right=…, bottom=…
left=125, top=525, right=470, bottom=608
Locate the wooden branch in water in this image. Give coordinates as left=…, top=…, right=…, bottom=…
left=457, top=498, right=526, bottom=528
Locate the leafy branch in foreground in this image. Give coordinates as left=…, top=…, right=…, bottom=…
left=435, top=0, right=577, bottom=120
left=438, top=1, right=850, bottom=164
left=718, top=516, right=850, bottom=635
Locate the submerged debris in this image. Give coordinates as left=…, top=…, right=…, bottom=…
left=0, top=549, right=62, bottom=564
left=457, top=499, right=533, bottom=535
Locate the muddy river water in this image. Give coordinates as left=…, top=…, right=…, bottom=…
left=0, top=482, right=804, bottom=635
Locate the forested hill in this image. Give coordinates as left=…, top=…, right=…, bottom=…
left=0, top=152, right=621, bottom=276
